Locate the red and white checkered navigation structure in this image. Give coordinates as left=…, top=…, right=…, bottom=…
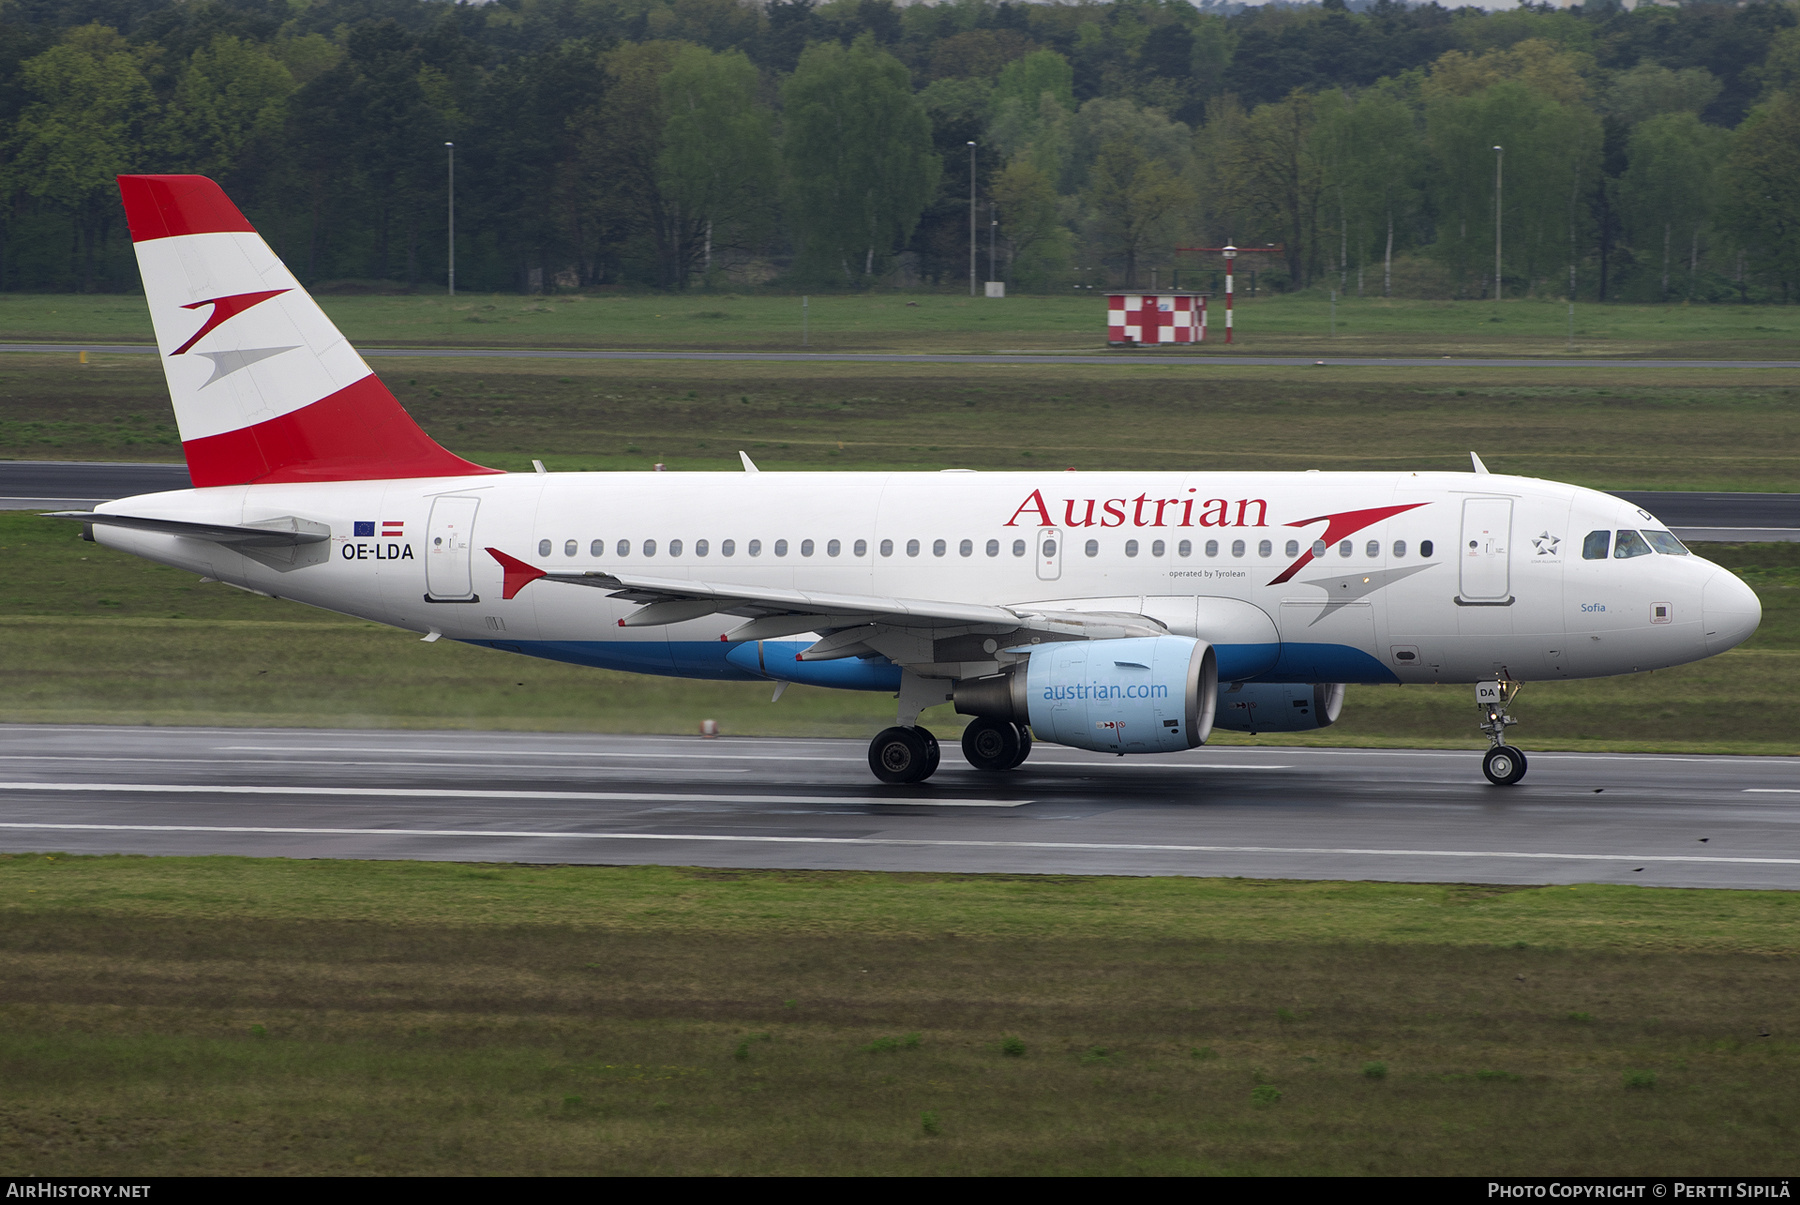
left=118, top=175, right=499, bottom=488
left=1106, top=292, right=1207, bottom=346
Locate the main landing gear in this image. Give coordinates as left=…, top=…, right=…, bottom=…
left=869, top=726, right=940, bottom=784
left=867, top=719, right=1034, bottom=784
left=1477, top=676, right=1527, bottom=786
left=960, top=716, right=1033, bottom=772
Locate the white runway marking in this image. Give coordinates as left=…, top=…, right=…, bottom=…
left=0, top=782, right=1029, bottom=807
left=1744, top=789, right=1800, bottom=794
left=0, top=756, right=750, bottom=774
left=219, top=745, right=865, bottom=762
left=1, top=820, right=1796, bottom=865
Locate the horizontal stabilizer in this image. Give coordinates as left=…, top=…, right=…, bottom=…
left=46, top=511, right=330, bottom=547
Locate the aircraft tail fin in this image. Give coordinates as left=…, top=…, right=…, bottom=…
left=117, top=175, right=499, bottom=488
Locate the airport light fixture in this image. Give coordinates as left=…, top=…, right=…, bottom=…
left=446, top=142, right=456, bottom=297
left=967, top=141, right=977, bottom=298
left=1493, top=145, right=1503, bottom=302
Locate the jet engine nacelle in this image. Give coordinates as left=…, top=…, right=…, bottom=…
left=1212, top=682, right=1344, bottom=733
left=954, top=635, right=1217, bottom=754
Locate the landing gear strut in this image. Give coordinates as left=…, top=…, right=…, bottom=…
left=1477, top=676, right=1527, bottom=786
left=961, top=717, right=1033, bottom=772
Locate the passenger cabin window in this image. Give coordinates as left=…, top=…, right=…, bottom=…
left=1011, top=539, right=1025, bottom=557
left=1151, top=539, right=1165, bottom=557
left=1205, top=540, right=1219, bottom=558
left=1393, top=540, right=1407, bottom=558
left=853, top=539, right=867, bottom=557
left=1285, top=540, right=1300, bottom=557
left=774, top=539, right=788, bottom=557
left=799, top=539, right=813, bottom=557
left=538, top=539, right=551, bottom=557
left=722, top=539, right=736, bottom=557
left=669, top=539, right=682, bottom=557
left=1125, top=540, right=1139, bottom=557
left=564, top=540, right=577, bottom=557
left=1614, top=529, right=1654, bottom=559
left=906, top=539, right=920, bottom=557
left=1258, top=539, right=1272, bottom=558
left=643, top=539, right=656, bottom=557
left=1312, top=540, right=1327, bottom=557
left=748, top=539, right=762, bottom=556
left=1085, top=538, right=1099, bottom=557
left=696, top=539, right=709, bottom=557
left=880, top=539, right=894, bottom=557
left=1231, top=539, right=1246, bottom=558
left=1366, top=540, right=1380, bottom=557
left=1642, top=530, right=1690, bottom=556
left=1583, top=530, right=1611, bottom=560
left=1338, top=540, right=1353, bottom=557
left=590, top=540, right=605, bottom=557
left=986, top=539, right=999, bottom=557
left=1420, top=540, right=1434, bottom=558
left=960, top=539, right=973, bottom=557
left=1177, top=539, right=1192, bottom=557
left=932, top=539, right=946, bottom=557
left=826, top=539, right=839, bottom=557
left=616, top=539, right=629, bottom=557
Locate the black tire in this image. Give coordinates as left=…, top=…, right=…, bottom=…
left=1008, top=723, right=1034, bottom=768
left=961, top=716, right=1022, bottom=771
left=869, top=726, right=934, bottom=784
left=1482, top=745, right=1527, bottom=786
left=918, top=726, right=940, bottom=775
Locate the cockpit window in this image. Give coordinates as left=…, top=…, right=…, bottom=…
left=1582, top=530, right=1610, bottom=560
left=1641, top=529, right=1690, bottom=556
left=1613, top=529, right=1654, bottom=559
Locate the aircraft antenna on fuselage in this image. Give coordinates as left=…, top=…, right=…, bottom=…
left=740, top=451, right=760, bottom=473
left=1470, top=451, right=1491, bottom=475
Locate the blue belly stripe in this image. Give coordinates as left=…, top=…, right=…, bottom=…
left=462, top=638, right=1397, bottom=688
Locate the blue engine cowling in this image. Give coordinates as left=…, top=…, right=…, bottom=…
left=954, top=635, right=1217, bottom=754
left=1212, top=682, right=1344, bottom=732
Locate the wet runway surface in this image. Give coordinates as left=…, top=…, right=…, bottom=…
left=1, top=725, right=1794, bottom=889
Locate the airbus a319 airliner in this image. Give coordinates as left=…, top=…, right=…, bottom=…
left=59, top=175, right=1763, bottom=785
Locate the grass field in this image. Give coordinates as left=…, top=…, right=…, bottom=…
left=4, top=291, right=1799, bottom=358
left=4, top=354, right=1799, bottom=491
left=1, top=855, right=1795, bottom=1175
left=2, top=510, right=1796, bottom=752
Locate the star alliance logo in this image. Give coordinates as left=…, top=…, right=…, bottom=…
left=1533, top=531, right=1561, bottom=556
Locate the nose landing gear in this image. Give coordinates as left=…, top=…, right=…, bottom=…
left=1477, top=676, right=1527, bottom=786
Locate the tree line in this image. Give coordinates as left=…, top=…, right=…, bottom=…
left=2, top=0, right=1798, bottom=302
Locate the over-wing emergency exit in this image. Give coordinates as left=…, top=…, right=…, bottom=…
left=55, top=176, right=1763, bottom=786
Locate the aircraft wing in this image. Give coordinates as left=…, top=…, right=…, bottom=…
left=486, top=546, right=1166, bottom=674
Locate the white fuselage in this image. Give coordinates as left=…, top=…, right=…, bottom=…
left=93, top=469, right=1760, bottom=690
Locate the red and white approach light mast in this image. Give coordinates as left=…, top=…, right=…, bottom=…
left=1175, top=244, right=1283, bottom=345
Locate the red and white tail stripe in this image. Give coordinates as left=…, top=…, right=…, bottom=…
left=118, top=175, right=498, bottom=488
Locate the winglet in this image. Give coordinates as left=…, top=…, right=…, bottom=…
left=739, top=451, right=759, bottom=473
left=1470, top=451, right=1490, bottom=475
left=486, top=547, right=546, bottom=600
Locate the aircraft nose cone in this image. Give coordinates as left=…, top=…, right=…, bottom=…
left=1702, top=569, right=1761, bottom=655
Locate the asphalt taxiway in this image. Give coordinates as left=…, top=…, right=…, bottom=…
left=5, top=341, right=1800, bottom=370
left=1, top=725, right=1794, bottom=889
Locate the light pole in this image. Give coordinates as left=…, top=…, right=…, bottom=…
left=445, top=141, right=455, bottom=297
left=988, top=202, right=998, bottom=290
left=1492, top=144, right=1503, bottom=303
left=967, top=141, right=977, bottom=298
